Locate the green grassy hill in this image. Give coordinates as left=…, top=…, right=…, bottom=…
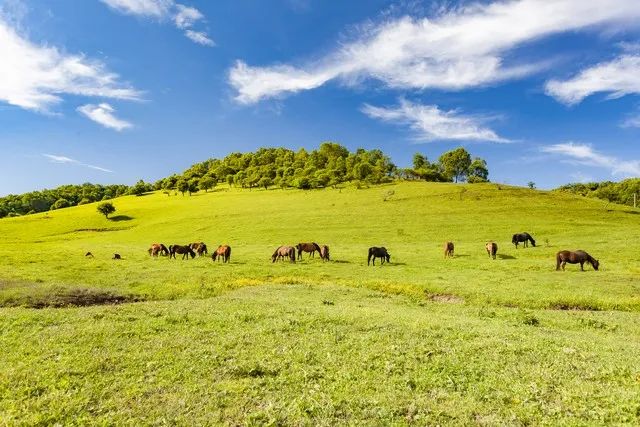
left=1, top=182, right=639, bottom=424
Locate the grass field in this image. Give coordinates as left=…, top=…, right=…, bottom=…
left=1, top=181, right=640, bottom=424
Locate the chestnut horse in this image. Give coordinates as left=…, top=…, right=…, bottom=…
left=272, top=246, right=296, bottom=263
left=368, top=247, right=390, bottom=266
left=212, top=245, right=231, bottom=263
left=190, top=242, right=208, bottom=256
left=148, top=243, right=169, bottom=257
left=296, top=242, right=321, bottom=260
left=486, top=242, right=497, bottom=259
left=444, top=242, right=454, bottom=258
left=169, top=244, right=196, bottom=260
left=556, top=250, right=599, bottom=271
left=320, top=245, right=330, bottom=262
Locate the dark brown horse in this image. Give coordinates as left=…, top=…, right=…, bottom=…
left=556, top=250, right=599, bottom=271
left=212, top=245, right=231, bottom=263
left=319, top=245, right=330, bottom=262
left=190, top=242, right=208, bottom=256
left=296, top=242, right=321, bottom=260
left=512, top=232, right=536, bottom=248
left=112, top=253, right=121, bottom=260
left=272, top=246, right=296, bottom=263
left=148, top=243, right=169, bottom=257
left=486, top=242, right=497, bottom=259
left=85, top=252, right=94, bottom=258
left=169, top=244, right=196, bottom=260
left=444, top=242, right=454, bottom=258
left=368, top=247, right=390, bottom=265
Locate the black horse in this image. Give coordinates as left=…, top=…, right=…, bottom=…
left=512, top=232, right=536, bottom=248
left=556, top=250, right=599, bottom=271
left=169, top=244, right=196, bottom=260
left=368, top=247, right=390, bottom=266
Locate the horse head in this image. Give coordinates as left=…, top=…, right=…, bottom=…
left=592, top=259, right=600, bottom=270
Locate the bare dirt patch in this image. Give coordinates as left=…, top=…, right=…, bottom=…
left=2, top=287, right=143, bottom=309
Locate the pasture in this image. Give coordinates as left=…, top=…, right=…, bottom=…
left=1, top=181, right=640, bottom=424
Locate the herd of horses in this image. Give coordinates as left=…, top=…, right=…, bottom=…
left=136, top=232, right=599, bottom=271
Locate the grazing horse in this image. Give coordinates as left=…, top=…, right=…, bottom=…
left=296, top=242, right=321, bottom=260
left=319, top=245, right=330, bottom=262
left=556, top=250, right=599, bottom=271
left=190, top=242, right=208, bottom=256
left=112, top=253, right=121, bottom=260
left=368, top=247, right=390, bottom=266
left=148, top=243, right=169, bottom=257
left=512, top=232, right=536, bottom=248
left=212, top=245, right=231, bottom=263
left=486, top=242, right=498, bottom=259
left=85, top=252, right=94, bottom=258
left=169, top=244, right=196, bottom=260
left=444, top=242, right=454, bottom=258
left=272, top=246, right=296, bottom=263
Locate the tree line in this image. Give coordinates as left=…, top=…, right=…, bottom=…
left=0, top=143, right=489, bottom=218
left=554, top=179, right=640, bottom=207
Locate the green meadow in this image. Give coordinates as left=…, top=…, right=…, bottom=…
left=1, top=181, right=640, bottom=424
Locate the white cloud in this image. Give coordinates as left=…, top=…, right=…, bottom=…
left=184, top=30, right=215, bottom=46
left=174, top=4, right=203, bottom=29
left=541, top=142, right=640, bottom=177
left=77, top=103, right=132, bottom=131
left=101, top=0, right=213, bottom=46
left=43, top=154, right=113, bottom=173
left=99, top=0, right=173, bottom=18
left=0, top=18, right=141, bottom=112
left=229, top=0, right=640, bottom=104
left=622, top=112, right=640, bottom=128
left=545, top=55, right=640, bottom=105
left=361, top=99, right=509, bottom=143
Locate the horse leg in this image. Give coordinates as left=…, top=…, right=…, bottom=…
left=580, top=262, right=584, bottom=271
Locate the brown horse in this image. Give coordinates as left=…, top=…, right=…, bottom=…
left=112, top=253, right=121, bottom=260
left=169, top=244, right=196, bottom=260
left=319, top=245, right=330, bottom=262
left=368, top=247, right=390, bottom=265
left=296, top=242, right=321, bottom=260
left=272, top=246, right=296, bottom=263
left=190, top=242, right=208, bottom=256
left=556, top=250, right=599, bottom=271
left=444, top=242, right=454, bottom=258
left=486, top=242, right=497, bottom=259
left=148, top=243, right=169, bottom=257
left=212, top=245, right=231, bottom=263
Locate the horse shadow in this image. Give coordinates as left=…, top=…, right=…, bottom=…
left=452, top=254, right=470, bottom=258
left=109, top=215, right=134, bottom=222
left=332, top=260, right=351, bottom=264
left=498, top=254, right=516, bottom=260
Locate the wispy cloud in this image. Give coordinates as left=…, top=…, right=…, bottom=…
left=43, top=154, right=113, bottom=173
left=621, top=110, right=640, bottom=128
left=77, top=103, right=132, bottom=131
left=229, top=0, right=640, bottom=104
left=361, top=99, right=509, bottom=143
left=184, top=30, right=214, bottom=46
left=540, top=142, right=640, bottom=177
left=101, top=0, right=213, bottom=46
left=0, top=17, right=141, bottom=113
left=174, top=4, right=203, bottom=28
left=545, top=55, right=640, bottom=105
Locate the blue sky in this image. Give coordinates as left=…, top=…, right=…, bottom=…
left=1, top=0, right=640, bottom=196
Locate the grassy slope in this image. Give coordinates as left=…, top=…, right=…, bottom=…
left=0, top=181, right=639, bottom=309
left=1, top=182, right=640, bottom=424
